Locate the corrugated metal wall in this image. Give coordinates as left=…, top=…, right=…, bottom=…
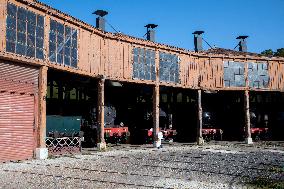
left=0, top=61, right=38, bottom=162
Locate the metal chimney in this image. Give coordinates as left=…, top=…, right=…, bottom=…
left=192, top=31, right=204, bottom=52
left=236, top=36, right=248, bottom=52
left=93, top=10, right=108, bottom=31
left=145, top=24, right=158, bottom=42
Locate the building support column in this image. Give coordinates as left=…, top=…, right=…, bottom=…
left=153, top=84, right=160, bottom=147
left=97, top=77, right=106, bottom=150
left=197, top=90, right=204, bottom=145
left=36, top=66, right=48, bottom=159
left=244, top=90, right=253, bottom=144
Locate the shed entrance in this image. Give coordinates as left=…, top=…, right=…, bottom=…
left=0, top=61, right=38, bottom=162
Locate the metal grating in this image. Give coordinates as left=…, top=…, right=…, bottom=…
left=6, top=3, right=44, bottom=59
left=223, top=61, right=245, bottom=87
left=132, top=47, right=156, bottom=80
left=248, top=62, right=269, bottom=89
left=159, top=52, right=179, bottom=83
left=49, top=19, right=78, bottom=67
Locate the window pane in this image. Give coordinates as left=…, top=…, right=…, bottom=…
left=37, top=15, right=44, bottom=28
left=71, top=58, right=77, bottom=67
left=16, top=43, right=26, bottom=55
left=57, top=54, right=63, bottom=64
left=72, top=29, right=77, bottom=38
left=49, top=42, right=56, bottom=53
left=27, top=34, right=35, bottom=47
left=71, top=48, right=77, bottom=59
left=65, top=26, right=71, bottom=37
left=7, top=3, right=17, bottom=17
left=36, top=27, right=44, bottom=39
left=26, top=46, right=35, bottom=57
left=64, top=47, right=70, bottom=56
left=50, top=20, right=57, bottom=31
left=27, top=23, right=36, bottom=35
left=65, top=38, right=71, bottom=47
left=57, top=35, right=64, bottom=46
left=17, top=19, right=26, bottom=33
left=49, top=32, right=56, bottom=43
left=49, top=50, right=56, bottom=62
left=27, top=11, right=36, bottom=25
left=36, top=37, right=44, bottom=48
left=36, top=48, right=44, bottom=59
left=64, top=56, right=70, bottom=66
left=6, top=28, right=16, bottom=42
left=17, top=32, right=26, bottom=44
left=6, top=40, right=16, bottom=53
left=17, top=7, right=27, bottom=21
left=57, top=23, right=64, bottom=35
left=71, top=38, right=77, bottom=48
left=6, top=15, right=16, bottom=29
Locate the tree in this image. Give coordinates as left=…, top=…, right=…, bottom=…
left=260, top=48, right=284, bottom=57
left=261, top=49, right=274, bottom=57
left=274, top=48, right=284, bottom=57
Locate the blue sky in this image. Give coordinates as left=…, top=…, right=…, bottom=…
left=39, top=0, right=284, bottom=53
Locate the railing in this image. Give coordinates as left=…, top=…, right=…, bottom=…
left=45, top=131, right=83, bottom=155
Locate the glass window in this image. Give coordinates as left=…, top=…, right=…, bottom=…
left=132, top=47, right=156, bottom=81
left=159, top=52, right=180, bottom=83
left=6, top=3, right=44, bottom=60
left=49, top=19, right=78, bottom=67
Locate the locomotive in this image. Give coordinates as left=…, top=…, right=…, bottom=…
left=81, top=104, right=130, bottom=147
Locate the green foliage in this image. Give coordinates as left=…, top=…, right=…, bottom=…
left=261, top=49, right=274, bottom=57
left=274, top=48, right=284, bottom=57
left=261, top=48, right=284, bottom=57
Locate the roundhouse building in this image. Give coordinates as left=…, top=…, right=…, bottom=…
left=0, top=0, right=283, bottom=161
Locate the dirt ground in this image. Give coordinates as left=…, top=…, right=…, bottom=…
left=0, top=141, right=283, bottom=189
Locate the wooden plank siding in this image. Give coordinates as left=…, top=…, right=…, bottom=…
left=0, top=0, right=7, bottom=52
left=1, top=0, right=284, bottom=92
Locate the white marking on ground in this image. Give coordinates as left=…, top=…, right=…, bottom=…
left=202, top=149, right=244, bottom=154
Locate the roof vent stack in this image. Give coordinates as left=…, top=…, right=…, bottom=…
left=145, top=24, right=158, bottom=42
left=236, top=36, right=248, bottom=52
left=93, top=10, right=108, bottom=31
left=193, top=31, right=204, bottom=52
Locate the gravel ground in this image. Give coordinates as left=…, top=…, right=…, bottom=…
left=0, top=141, right=283, bottom=189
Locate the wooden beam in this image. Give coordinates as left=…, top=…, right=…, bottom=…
left=97, top=77, right=106, bottom=149
left=38, top=66, right=48, bottom=148
left=153, top=84, right=159, bottom=147
left=244, top=90, right=253, bottom=144
left=197, top=89, right=204, bottom=145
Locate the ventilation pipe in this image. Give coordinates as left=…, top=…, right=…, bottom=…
left=145, top=24, right=158, bottom=42
left=236, top=36, right=248, bottom=52
left=93, top=10, right=108, bottom=31
left=192, top=31, right=204, bottom=52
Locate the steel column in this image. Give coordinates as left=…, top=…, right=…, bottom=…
left=97, top=77, right=106, bottom=150
left=153, top=84, right=160, bottom=147
left=197, top=89, right=204, bottom=145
